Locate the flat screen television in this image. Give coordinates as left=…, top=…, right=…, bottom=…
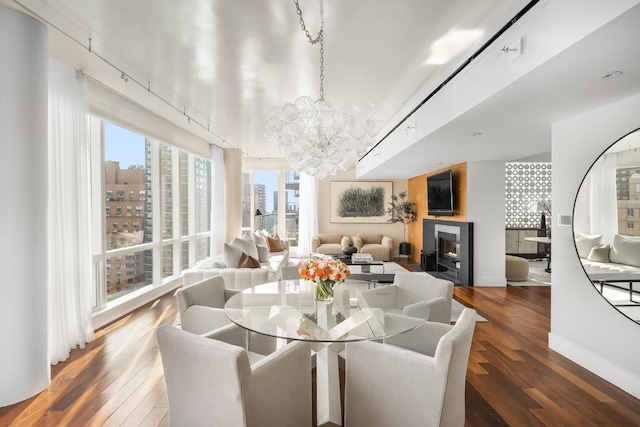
left=427, top=169, right=454, bottom=216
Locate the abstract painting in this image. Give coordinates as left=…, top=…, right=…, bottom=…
left=330, top=181, right=393, bottom=223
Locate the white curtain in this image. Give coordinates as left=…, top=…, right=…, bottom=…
left=298, top=173, right=318, bottom=258
left=210, top=145, right=225, bottom=257
left=575, top=153, right=618, bottom=242
left=47, top=59, right=94, bottom=365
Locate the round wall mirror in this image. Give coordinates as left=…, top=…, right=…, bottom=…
left=574, top=128, right=640, bottom=324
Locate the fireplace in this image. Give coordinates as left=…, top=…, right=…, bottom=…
left=437, top=231, right=459, bottom=269
left=422, top=219, right=474, bottom=286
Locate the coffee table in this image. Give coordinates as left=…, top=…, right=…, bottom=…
left=224, top=279, right=424, bottom=426
left=589, top=273, right=640, bottom=304
left=348, top=273, right=396, bottom=283
left=335, top=256, right=385, bottom=273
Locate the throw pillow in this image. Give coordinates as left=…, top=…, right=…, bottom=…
left=574, top=233, right=602, bottom=258
left=238, top=253, right=261, bottom=268
left=230, top=237, right=260, bottom=261
left=222, top=243, right=243, bottom=268
left=267, top=235, right=284, bottom=252
left=609, top=234, right=640, bottom=267
left=252, top=231, right=269, bottom=252
left=587, top=244, right=610, bottom=263
left=256, top=244, right=270, bottom=263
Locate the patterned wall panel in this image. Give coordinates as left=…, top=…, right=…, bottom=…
left=505, top=162, right=552, bottom=228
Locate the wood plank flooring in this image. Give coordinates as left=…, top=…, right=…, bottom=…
left=2, top=275, right=640, bottom=426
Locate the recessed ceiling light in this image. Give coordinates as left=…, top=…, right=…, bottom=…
left=598, top=71, right=622, bottom=79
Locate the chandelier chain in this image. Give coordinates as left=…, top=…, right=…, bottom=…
left=293, top=0, right=325, bottom=100
left=266, top=0, right=379, bottom=178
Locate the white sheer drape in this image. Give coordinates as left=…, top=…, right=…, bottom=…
left=210, top=145, right=225, bottom=257
left=47, top=59, right=94, bottom=365
left=298, top=173, right=318, bottom=258
left=574, top=154, right=618, bottom=242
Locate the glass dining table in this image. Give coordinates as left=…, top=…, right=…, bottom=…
left=224, top=279, right=425, bottom=427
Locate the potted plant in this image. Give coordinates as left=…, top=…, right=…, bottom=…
left=387, top=191, right=418, bottom=255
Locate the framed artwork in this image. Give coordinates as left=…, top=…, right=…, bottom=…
left=330, top=181, right=393, bottom=223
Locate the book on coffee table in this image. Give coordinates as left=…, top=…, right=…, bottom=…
left=351, top=253, right=374, bottom=263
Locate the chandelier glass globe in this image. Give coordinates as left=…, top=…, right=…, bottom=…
left=265, top=96, right=379, bottom=179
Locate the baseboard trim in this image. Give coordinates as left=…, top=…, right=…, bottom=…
left=549, top=332, right=640, bottom=400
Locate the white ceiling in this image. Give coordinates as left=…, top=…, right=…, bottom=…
left=3, top=0, right=640, bottom=178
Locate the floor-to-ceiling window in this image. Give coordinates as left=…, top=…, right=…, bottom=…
left=242, top=170, right=299, bottom=248
left=93, top=119, right=213, bottom=308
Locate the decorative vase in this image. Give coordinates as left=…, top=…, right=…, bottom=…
left=399, top=241, right=412, bottom=255
left=315, top=280, right=335, bottom=301
left=342, top=244, right=357, bottom=259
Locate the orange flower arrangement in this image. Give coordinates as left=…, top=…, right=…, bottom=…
left=297, top=258, right=350, bottom=300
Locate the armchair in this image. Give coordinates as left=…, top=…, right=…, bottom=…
left=176, top=275, right=275, bottom=355
left=352, top=233, right=394, bottom=261
left=358, top=271, right=454, bottom=323
left=157, top=324, right=312, bottom=427
left=176, top=275, right=240, bottom=334
left=311, top=233, right=352, bottom=256
left=344, top=308, right=477, bottom=427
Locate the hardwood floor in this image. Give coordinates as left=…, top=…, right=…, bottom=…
left=2, top=279, right=640, bottom=426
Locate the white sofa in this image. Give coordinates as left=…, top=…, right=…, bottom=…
left=576, top=233, right=640, bottom=274
left=183, top=232, right=290, bottom=289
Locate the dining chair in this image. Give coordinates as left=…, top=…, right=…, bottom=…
left=344, top=308, right=477, bottom=427
left=176, top=275, right=275, bottom=354
left=358, top=271, right=454, bottom=323
left=176, top=275, right=240, bottom=334
left=157, top=324, right=313, bottom=427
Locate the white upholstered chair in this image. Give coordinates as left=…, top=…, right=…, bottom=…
left=344, top=308, right=477, bottom=427
left=157, top=324, right=313, bottom=427
left=176, top=275, right=240, bottom=334
left=176, top=275, right=275, bottom=354
left=358, top=271, right=454, bottom=324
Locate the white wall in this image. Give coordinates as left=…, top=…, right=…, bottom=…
left=550, top=92, right=640, bottom=399
left=466, top=161, right=507, bottom=286
left=318, top=169, right=408, bottom=254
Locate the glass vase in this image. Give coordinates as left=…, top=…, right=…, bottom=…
left=315, top=280, right=335, bottom=301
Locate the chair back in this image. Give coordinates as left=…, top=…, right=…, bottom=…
left=177, top=275, right=227, bottom=315
left=436, top=308, right=477, bottom=427
left=157, top=324, right=252, bottom=426
left=316, top=233, right=344, bottom=243
left=394, top=271, right=454, bottom=301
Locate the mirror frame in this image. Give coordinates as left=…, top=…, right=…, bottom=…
left=572, top=127, right=640, bottom=325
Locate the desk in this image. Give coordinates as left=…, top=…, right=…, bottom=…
left=524, top=236, right=551, bottom=272
left=225, top=279, right=423, bottom=426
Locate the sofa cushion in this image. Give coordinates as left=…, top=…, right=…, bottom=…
left=609, top=234, right=640, bottom=267
left=223, top=243, right=243, bottom=268
left=230, top=237, right=260, bottom=261
left=317, top=233, right=344, bottom=243
left=587, top=244, right=610, bottom=263
left=195, top=257, right=226, bottom=269
left=256, top=245, right=270, bottom=262
left=252, top=231, right=269, bottom=251
left=267, top=235, right=284, bottom=252
left=358, top=233, right=383, bottom=244
left=239, top=253, right=261, bottom=268
left=575, top=233, right=602, bottom=258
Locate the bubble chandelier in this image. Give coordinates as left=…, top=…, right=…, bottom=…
left=265, top=0, right=380, bottom=179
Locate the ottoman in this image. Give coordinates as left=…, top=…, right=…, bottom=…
left=506, top=255, right=529, bottom=282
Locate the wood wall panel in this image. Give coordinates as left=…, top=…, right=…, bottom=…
left=407, top=162, right=467, bottom=264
